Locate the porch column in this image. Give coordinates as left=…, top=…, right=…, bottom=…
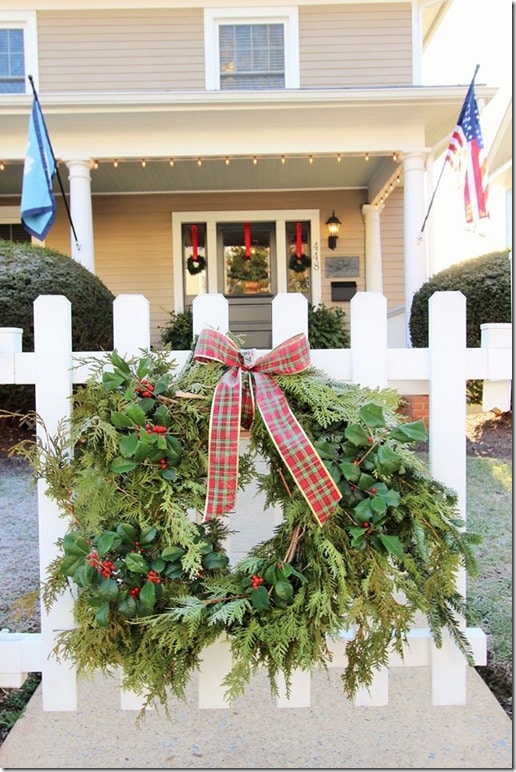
left=362, top=203, right=384, bottom=293
left=66, top=159, right=95, bottom=273
left=402, top=150, right=429, bottom=346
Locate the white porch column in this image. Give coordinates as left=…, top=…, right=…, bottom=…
left=362, top=203, right=384, bottom=293
left=402, top=150, right=429, bottom=346
left=66, top=159, right=95, bottom=273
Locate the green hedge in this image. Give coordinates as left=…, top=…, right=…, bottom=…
left=409, top=250, right=512, bottom=348
left=0, top=239, right=115, bottom=415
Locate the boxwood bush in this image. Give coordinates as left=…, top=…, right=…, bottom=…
left=0, top=239, right=115, bottom=415
left=409, top=250, right=511, bottom=348
left=409, top=250, right=512, bottom=403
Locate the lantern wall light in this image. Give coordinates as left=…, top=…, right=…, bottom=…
left=325, top=210, right=341, bottom=250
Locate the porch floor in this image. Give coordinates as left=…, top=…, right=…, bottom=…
left=0, top=665, right=512, bottom=769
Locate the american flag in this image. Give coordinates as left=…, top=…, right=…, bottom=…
left=446, top=80, right=489, bottom=223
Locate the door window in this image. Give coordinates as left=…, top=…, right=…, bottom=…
left=220, top=221, right=273, bottom=295
left=182, top=222, right=207, bottom=307
left=286, top=220, right=311, bottom=297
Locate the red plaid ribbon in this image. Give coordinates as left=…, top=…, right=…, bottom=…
left=194, top=329, right=342, bottom=525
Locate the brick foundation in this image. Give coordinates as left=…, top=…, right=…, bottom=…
left=398, top=394, right=429, bottom=427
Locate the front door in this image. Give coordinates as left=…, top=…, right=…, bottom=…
left=218, top=221, right=276, bottom=348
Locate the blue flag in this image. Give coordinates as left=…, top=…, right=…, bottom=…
left=21, top=96, right=57, bottom=240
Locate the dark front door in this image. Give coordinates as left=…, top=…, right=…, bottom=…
left=218, top=221, right=276, bottom=348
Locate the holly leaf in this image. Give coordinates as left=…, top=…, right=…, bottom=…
left=390, top=420, right=428, bottom=443
left=125, top=552, right=149, bottom=574
left=96, top=531, right=117, bottom=557
left=359, top=403, right=386, bottom=428
left=202, top=552, right=229, bottom=570
left=154, top=405, right=172, bottom=427
left=119, top=433, right=139, bottom=458
left=116, top=523, right=137, bottom=543
left=140, top=526, right=157, bottom=545
left=59, top=554, right=86, bottom=577
left=124, top=404, right=147, bottom=425
left=117, top=596, right=138, bottom=618
left=161, top=468, right=177, bottom=481
left=62, top=533, right=90, bottom=557
left=250, top=585, right=270, bottom=610
left=344, top=424, right=371, bottom=447
left=139, top=581, right=156, bottom=609
left=95, top=603, right=110, bottom=627
left=358, top=472, right=376, bottom=491
left=274, top=580, right=294, bottom=602
left=110, top=411, right=135, bottom=429
left=97, top=578, right=119, bottom=602
left=371, top=495, right=387, bottom=514
left=110, top=350, right=131, bottom=373
left=375, top=445, right=402, bottom=474
left=353, top=498, right=373, bottom=523
left=137, top=398, right=156, bottom=414
left=110, top=457, right=138, bottom=474
left=136, top=357, right=150, bottom=379
left=340, top=461, right=361, bottom=482
left=161, top=545, right=186, bottom=561
left=378, top=534, right=404, bottom=558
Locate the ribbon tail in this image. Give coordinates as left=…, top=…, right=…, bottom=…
left=253, top=373, right=341, bottom=525
left=204, top=368, right=242, bottom=520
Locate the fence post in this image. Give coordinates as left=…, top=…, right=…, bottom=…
left=113, top=295, right=151, bottom=356
left=480, top=322, right=512, bottom=413
left=192, top=294, right=229, bottom=336
left=34, top=295, right=77, bottom=711
left=272, top=293, right=308, bottom=346
left=428, top=291, right=467, bottom=704
left=350, top=293, right=388, bottom=388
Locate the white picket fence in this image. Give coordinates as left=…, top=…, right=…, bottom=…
left=0, top=291, right=511, bottom=713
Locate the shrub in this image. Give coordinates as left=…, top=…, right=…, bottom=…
left=409, top=250, right=512, bottom=348
left=0, top=239, right=115, bottom=415
left=308, top=302, right=350, bottom=349
left=409, top=250, right=512, bottom=405
left=160, top=308, right=194, bottom=350
left=159, top=302, right=350, bottom=350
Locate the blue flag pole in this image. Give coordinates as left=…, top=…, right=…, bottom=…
left=22, top=75, right=80, bottom=248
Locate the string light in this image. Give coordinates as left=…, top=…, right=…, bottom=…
left=113, top=159, right=119, bottom=168
left=92, top=160, right=99, bottom=169
left=225, top=156, right=230, bottom=165
left=392, top=152, right=398, bottom=161
left=141, top=159, right=147, bottom=168
left=197, top=157, right=202, bottom=166
left=281, top=155, right=286, bottom=164
left=169, top=158, right=175, bottom=167
left=309, top=155, right=313, bottom=164
left=337, top=154, right=341, bottom=163
left=0, top=162, right=5, bottom=171
left=252, top=156, right=258, bottom=165
left=365, top=152, right=369, bottom=161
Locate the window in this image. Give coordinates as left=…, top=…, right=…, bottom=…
left=204, top=8, right=299, bottom=91
left=0, top=222, right=31, bottom=242
left=0, top=12, right=38, bottom=95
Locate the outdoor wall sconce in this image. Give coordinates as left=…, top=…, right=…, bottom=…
left=325, top=210, right=341, bottom=250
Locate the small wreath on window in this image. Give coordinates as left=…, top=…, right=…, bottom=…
left=187, top=255, right=206, bottom=275
left=289, top=253, right=311, bottom=273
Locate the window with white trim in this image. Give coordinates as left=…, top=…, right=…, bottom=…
left=0, top=12, right=38, bottom=94
left=204, top=8, right=299, bottom=91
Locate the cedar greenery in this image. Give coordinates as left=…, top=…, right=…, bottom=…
left=13, top=348, right=480, bottom=714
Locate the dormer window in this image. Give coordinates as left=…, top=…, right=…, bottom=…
left=204, top=8, right=299, bottom=91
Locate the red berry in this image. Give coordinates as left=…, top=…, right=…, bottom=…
left=362, top=522, right=369, bottom=528
left=370, top=487, right=376, bottom=493
left=368, top=436, right=374, bottom=443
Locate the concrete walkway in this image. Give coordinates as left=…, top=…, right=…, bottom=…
left=0, top=665, right=512, bottom=769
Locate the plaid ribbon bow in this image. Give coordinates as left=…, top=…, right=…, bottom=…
left=194, top=328, right=342, bottom=525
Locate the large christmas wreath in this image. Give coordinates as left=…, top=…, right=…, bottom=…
left=17, top=330, right=479, bottom=713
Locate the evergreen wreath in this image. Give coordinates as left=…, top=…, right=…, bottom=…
left=15, top=339, right=480, bottom=715
left=288, top=253, right=312, bottom=273
left=186, top=254, right=206, bottom=275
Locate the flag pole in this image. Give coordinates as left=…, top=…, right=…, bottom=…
left=417, top=64, right=481, bottom=243
left=27, top=74, right=81, bottom=251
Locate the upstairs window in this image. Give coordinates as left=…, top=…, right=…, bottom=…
left=0, top=12, right=38, bottom=94
left=0, top=28, right=24, bottom=93
left=220, top=24, right=284, bottom=90
left=205, top=8, right=299, bottom=91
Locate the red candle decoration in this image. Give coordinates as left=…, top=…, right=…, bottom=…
left=191, top=224, right=198, bottom=261
left=295, top=222, right=302, bottom=258
left=244, top=222, right=251, bottom=258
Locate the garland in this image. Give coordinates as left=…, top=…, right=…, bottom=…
left=16, top=340, right=480, bottom=714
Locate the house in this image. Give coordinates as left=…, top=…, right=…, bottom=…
left=0, top=0, right=497, bottom=348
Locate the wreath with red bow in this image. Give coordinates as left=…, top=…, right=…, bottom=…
left=187, top=255, right=206, bottom=275
left=17, top=332, right=478, bottom=714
